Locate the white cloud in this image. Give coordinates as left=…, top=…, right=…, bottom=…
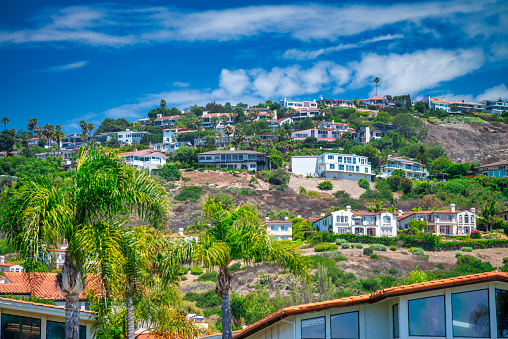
left=35, top=60, right=89, bottom=72
left=0, top=1, right=499, bottom=46
left=349, top=48, right=485, bottom=96
left=172, top=81, right=190, bottom=88
left=282, top=34, right=404, bottom=60
left=475, top=84, right=508, bottom=101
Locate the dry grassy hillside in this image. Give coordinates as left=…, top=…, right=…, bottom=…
left=424, top=121, right=508, bottom=164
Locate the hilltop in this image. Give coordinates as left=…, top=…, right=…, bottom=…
left=424, top=121, right=508, bottom=164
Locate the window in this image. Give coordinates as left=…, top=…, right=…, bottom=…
left=393, top=304, right=399, bottom=338
left=356, top=166, right=359, bottom=172
left=330, top=164, right=335, bottom=169
left=331, top=311, right=359, bottom=339
left=459, top=215, right=463, bottom=222
left=281, top=225, right=288, bottom=232
left=46, top=321, right=86, bottom=339
left=365, top=168, right=369, bottom=173
left=339, top=165, right=344, bottom=171
left=328, top=155, right=334, bottom=159
left=301, top=317, right=325, bottom=339
left=353, top=157, right=356, bottom=164
left=408, top=295, right=446, bottom=336
left=345, top=216, right=348, bottom=223
left=1, top=314, right=41, bottom=339
left=465, top=215, right=469, bottom=223
left=452, top=289, right=490, bottom=338
left=496, top=289, right=508, bottom=337
left=383, top=216, right=391, bottom=224
left=270, top=225, right=278, bottom=231
left=337, top=157, right=343, bottom=163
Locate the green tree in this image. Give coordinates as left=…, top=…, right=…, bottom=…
left=1, top=117, right=9, bottom=130
left=0, top=129, right=16, bottom=155
left=154, top=163, right=182, bottom=181
left=79, top=120, right=88, bottom=144
left=366, top=200, right=385, bottom=213
left=224, top=125, right=234, bottom=145
left=211, top=116, right=220, bottom=133
left=478, top=200, right=499, bottom=232
left=408, top=219, right=428, bottom=234
left=0, top=149, right=170, bottom=338
left=27, top=117, right=38, bottom=157
left=317, top=181, right=333, bottom=190
left=193, top=198, right=307, bottom=339
left=42, top=124, right=54, bottom=150
left=247, top=136, right=262, bottom=151
left=160, top=99, right=167, bottom=117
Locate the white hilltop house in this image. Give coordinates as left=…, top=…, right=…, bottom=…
left=119, top=149, right=167, bottom=170
left=291, top=153, right=374, bottom=181
left=312, top=206, right=397, bottom=237
left=265, top=217, right=293, bottom=240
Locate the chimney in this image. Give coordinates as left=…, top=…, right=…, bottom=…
left=284, top=217, right=289, bottom=221
left=462, top=100, right=464, bottom=103
left=297, top=215, right=301, bottom=218
left=320, top=213, right=325, bottom=217
left=398, top=210, right=403, bottom=215
left=471, top=208, right=476, bottom=214
left=265, top=217, right=270, bottom=222
left=178, top=228, right=184, bottom=236
left=157, top=114, right=162, bottom=118
left=346, top=206, right=351, bottom=212
left=0, top=256, right=4, bottom=264
left=451, top=204, right=456, bottom=212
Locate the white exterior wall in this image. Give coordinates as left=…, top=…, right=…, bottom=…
left=314, top=210, right=397, bottom=237
left=116, top=130, right=146, bottom=145
left=267, top=222, right=293, bottom=240
left=291, top=156, right=318, bottom=177
left=316, top=153, right=373, bottom=182
left=246, top=316, right=295, bottom=339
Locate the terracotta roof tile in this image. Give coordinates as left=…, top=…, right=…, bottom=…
left=233, top=271, right=508, bottom=339
left=0, top=296, right=95, bottom=314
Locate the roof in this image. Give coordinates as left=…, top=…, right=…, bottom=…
left=476, top=160, right=508, bottom=168
left=265, top=220, right=292, bottom=224
left=0, top=296, right=95, bottom=314
left=0, top=272, right=101, bottom=301
left=429, top=98, right=449, bottom=103
left=387, top=157, right=425, bottom=166
left=198, top=150, right=265, bottom=156
left=233, top=271, right=508, bottom=339
left=154, top=115, right=181, bottom=121
left=119, top=150, right=168, bottom=159
left=358, top=95, right=387, bottom=102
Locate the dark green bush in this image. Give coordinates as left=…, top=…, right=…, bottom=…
left=370, top=253, right=379, bottom=259
left=389, top=245, right=397, bottom=251
left=341, top=243, right=350, bottom=249
left=153, top=163, right=181, bottom=181
left=461, top=247, right=473, bottom=252
left=306, top=255, right=336, bottom=269
left=268, top=169, right=290, bottom=186
left=195, top=290, right=221, bottom=308
left=358, top=178, right=370, bottom=190
left=355, top=243, right=363, bottom=249
left=190, top=266, right=203, bottom=275
left=196, top=272, right=216, bottom=282
left=213, top=193, right=236, bottom=209
left=363, top=248, right=374, bottom=256
left=336, top=238, right=347, bottom=244
left=317, top=181, right=334, bottom=190
left=229, top=262, right=244, bottom=272
left=388, top=268, right=399, bottom=275
left=454, top=255, right=495, bottom=275
left=174, top=186, right=204, bottom=202
left=314, top=242, right=339, bottom=252
left=361, top=278, right=380, bottom=292
left=370, top=244, right=387, bottom=251
left=455, top=252, right=463, bottom=257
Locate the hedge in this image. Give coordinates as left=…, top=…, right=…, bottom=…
left=314, top=242, right=339, bottom=252
left=437, top=239, right=508, bottom=251
left=335, top=234, right=396, bottom=246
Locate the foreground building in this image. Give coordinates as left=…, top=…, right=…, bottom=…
left=224, top=271, right=508, bottom=339
left=197, top=150, right=269, bottom=170
left=0, top=297, right=95, bottom=338
left=312, top=206, right=397, bottom=237
left=397, top=204, right=477, bottom=235
left=291, top=153, right=374, bottom=181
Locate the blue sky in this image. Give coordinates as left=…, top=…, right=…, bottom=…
left=1, top=0, right=507, bottom=133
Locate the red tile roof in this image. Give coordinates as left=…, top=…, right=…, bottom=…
left=0, top=296, right=95, bottom=314
left=233, top=271, right=508, bottom=339
left=0, top=272, right=101, bottom=301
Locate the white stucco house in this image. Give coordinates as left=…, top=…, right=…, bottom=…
left=119, top=149, right=167, bottom=170
left=265, top=217, right=293, bottom=240
left=380, top=157, right=429, bottom=180
left=312, top=206, right=397, bottom=237
left=291, top=153, right=374, bottom=181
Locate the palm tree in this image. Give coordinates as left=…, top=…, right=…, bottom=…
left=366, top=200, right=385, bottom=213
left=248, top=109, right=259, bottom=134
left=160, top=99, right=167, bottom=117
left=220, top=114, right=228, bottom=127
left=286, top=107, right=296, bottom=120
left=42, top=123, right=54, bottom=150
left=230, top=110, right=238, bottom=123
left=374, top=77, right=380, bottom=97
left=1, top=117, right=9, bottom=130
left=87, top=122, right=94, bottom=139
left=0, top=149, right=170, bottom=338
left=54, top=130, right=65, bottom=156
left=478, top=200, right=499, bottom=232
left=196, top=116, right=204, bottom=138
left=224, top=125, right=234, bottom=145
left=247, top=136, right=262, bottom=151
left=211, top=116, right=220, bottom=133
left=194, top=198, right=308, bottom=339
left=267, top=110, right=275, bottom=121
left=27, top=118, right=38, bottom=157
left=79, top=120, right=88, bottom=144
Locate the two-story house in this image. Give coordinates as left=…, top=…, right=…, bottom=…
left=154, top=115, right=182, bottom=127
left=116, top=130, right=150, bottom=145
left=0, top=256, right=23, bottom=273
left=474, top=160, right=508, bottom=178
left=265, top=217, right=293, bottom=240
left=427, top=97, right=451, bottom=112
left=358, top=94, right=388, bottom=106
left=481, top=99, right=508, bottom=114
left=291, top=108, right=321, bottom=122
left=353, top=127, right=382, bottom=143
left=119, top=149, right=167, bottom=170
left=291, top=128, right=342, bottom=142
left=397, top=204, right=476, bottom=235
left=197, top=150, right=269, bottom=171
left=380, top=157, right=429, bottom=180
left=202, top=113, right=234, bottom=128
left=280, top=98, right=318, bottom=109
left=291, top=153, right=374, bottom=181
left=317, top=97, right=354, bottom=108
left=312, top=206, right=397, bottom=237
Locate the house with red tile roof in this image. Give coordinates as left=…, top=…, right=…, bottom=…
left=264, top=217, right=292, bottom=240
left=396, top=204, right=477, bottom=235
left=119, top=149, right=167, bottom=170
left=358, top=94, right=388, bottom=106
left=0, top=256, right=23, bottom=273
left=154, top=114, right=182, bottom=127
left=215, top=271, right=508, bottom=339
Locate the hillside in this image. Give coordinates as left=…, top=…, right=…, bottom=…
left=424, top=121, right=508, bottom=164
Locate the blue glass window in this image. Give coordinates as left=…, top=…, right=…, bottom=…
left=452, top=289, right=490, bottom=338
left=1, top=314, right=41, bottom=339
left=408, top=295, right=446, bottom=336
left=331, top=312, right=359, bottom=339
left=496, top=289, right=508, bottom=338
left=302, top=317, right=325, bottom=339
left=393, top=304, right=399, bottom=338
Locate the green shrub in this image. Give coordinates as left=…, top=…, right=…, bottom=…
left=213, top=193, right=236, bottom=209
left=195, top=290, right=221, bottom=308
left=174, top=186, right=204, bottom=202
left=336, top=256, right=348, bottom=261
left=411, top=247, right=424, bottom=255
left=196, top=272, right=216, bottom=282
left=455, top=255, right=495, bottom=275
left=153, top=163, right=182, bottom=181
left=355, top=243, right=363, bottom=249
left=502, top=263, right=508, bottom=273
left=336, top=238, right=347, bottom=245
left=370, top=244, right=387, bottom=252
left=389, top=246, right=397, bottom=251
left=306, top=255, right=336, bottom=269
left=461, top=247, right=473, bottom=252
left=314, top=242, right=338, bottom=252
left=436, top=263, right=444, bottom=269
left=180, top=276, right=188, bottom=281
left=503, top=257, right=508, bottom=264
left=341, top=243, right=350, bottom=249
left=370, top=253, right=379, bottom=259
left=317, top=181, right=334, bottom=190
left=229, top=262, right=243, bottom=272
left=388, top=268, right=399, bottom=275
left=268, top=169, right=290, bottom=186
left=455, top=252, right=463, bottom=258
left=361, top=278, right=380, bottom=291
left=204, top=307, right=222, bottom=317
left=178, top=266, right=189, bottom=276
left=358, top=178, right=369, bottom=190
left=190, top=266, right=203, bottom=275
left=363, top=248, right=374, bottom=256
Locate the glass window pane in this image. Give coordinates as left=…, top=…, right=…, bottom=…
left=331, top=311, right=359, bottom=339
left=393, top=304, right=399, bottom=338
left=408, top=295, right=446, bottom=336
left=301, top=316, right=325, bottom=339
left=452, top=289, right=490, bottom=337
left=497, top=289, right=508, bottom=338
left=47, top=321, right=86, bottom=339
left=1, top=314, right=41, bottom=339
